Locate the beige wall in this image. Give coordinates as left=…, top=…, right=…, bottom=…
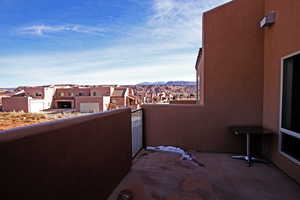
left=263, top=0, right=300, bottom=183
left=0, top=109, right=132, bottom=200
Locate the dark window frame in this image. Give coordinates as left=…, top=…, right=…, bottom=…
left=280, top=51, right=300, bottom=165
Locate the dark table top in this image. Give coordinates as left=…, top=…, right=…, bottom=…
left=229, top=126, right=274, bottom=135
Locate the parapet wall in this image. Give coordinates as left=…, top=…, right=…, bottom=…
left=0, top=108, right=132, bottom=200
left=143, top=104, right=242, bottom=153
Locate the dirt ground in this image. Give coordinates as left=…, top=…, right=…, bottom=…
left=0, top=111, right=82, bottom=131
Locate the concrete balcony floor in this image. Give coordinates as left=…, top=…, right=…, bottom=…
left=109, top=150, right=300, bottom=200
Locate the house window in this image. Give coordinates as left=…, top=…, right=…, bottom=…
left=280, top=52, right=300, bottom=164
left=60, top=92, right=64, bottom=97
left=78, top=92, right=83, bottom=96
left=93, top=92, right=97, bottom=96
left=69, top=92, right=74, bottom=96
left=35, top=92, right=42, bottom=97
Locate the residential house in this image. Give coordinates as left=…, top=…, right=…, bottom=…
left=52, top=86, right=111, bottom=113
left=109, top=87, right=136, bottom=110
left=2, top=85, right=112, bottom=113
left=2, top=86, right=55, bottom=112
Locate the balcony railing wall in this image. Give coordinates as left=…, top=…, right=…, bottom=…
left=142, top=104, right=243, bottom=153
left=0, top=108, right=132, bottom=200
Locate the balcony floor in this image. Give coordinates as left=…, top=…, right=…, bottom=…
left=108, top=150, right=300, bottom=200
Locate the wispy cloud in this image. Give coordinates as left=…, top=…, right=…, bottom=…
left=2, top=0, right=231, bottom=87
left=19, top=24, right=107, bottom=36
left=147, top=0, right=230, bottom=43
left=0, top=44, right=198, bottom=86
left=121, top=0, right=230, bottom=51
left=149, top=0, right=203, bottom=41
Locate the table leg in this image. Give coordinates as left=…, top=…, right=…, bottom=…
left=247, top=133, right=251, bottom=167
left=232, top=132, right=270, bottom=166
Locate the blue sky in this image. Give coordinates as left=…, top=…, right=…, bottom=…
left=0, top=0, right=230, bottom=87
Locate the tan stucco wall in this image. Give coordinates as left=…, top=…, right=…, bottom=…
left=144, top=0, right=265, bottom=152
left=144, top=0, right=300, bottom=183
left=263, top=0, right=300, bottom=183
left=0, top=109, right=132, bottom=199
left=202, top=0, right=264, bottom=117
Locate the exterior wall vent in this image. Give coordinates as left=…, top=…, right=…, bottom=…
left=260, top=11, right=276, bottom=28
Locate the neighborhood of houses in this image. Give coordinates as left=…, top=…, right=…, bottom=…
left=0, top=85, right=137, bottom=113
left=133, top=84, right=197, bottom=104
left=0, top=83, right=197, bottom=113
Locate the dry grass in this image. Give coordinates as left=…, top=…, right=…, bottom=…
left=0, top=111, right=82, bottom=131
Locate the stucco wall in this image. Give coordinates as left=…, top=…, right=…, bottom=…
left=263, top=0, right=300, bottom=183
left=0, top=95, right=9, bottom=105
left=28, top=99, right=45, bottom=113
left=2, top=97, right=29, bottom=112
left=144, top=0, right=265, bottom=152
left=23, top=87, right=45, bottom=99
left=0, top=109, right=132, bottom=200
left=55, top=88, right=90, bottom=97
left=54, top=88, right=75, bottom=97
left=144, top=0, right=300, bottom=183
left=90, top=87, right=111, bottom=96
left=44, top=87, right=56, bottom=109
left=143, top=104, right=243, bottom=152
left=202, top=0, right=264, bottom=117
left=103, top=96, right=111, bottom=111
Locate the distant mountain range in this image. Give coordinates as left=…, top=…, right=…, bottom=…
left=0, top=88, right=15, bottom=91
left=137, top=81, right=196, bottom=86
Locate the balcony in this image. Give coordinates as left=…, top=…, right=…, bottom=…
left=0, top=106, right=299, bottom=200
left=109, top=150, right=300, bottom=200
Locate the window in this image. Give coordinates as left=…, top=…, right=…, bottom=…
left=93, top=92, right=97, bottom=96
left=35, top=92, right=42, bottom=97
left=60, top=92, right=64, bottom=97
left=69, top=92, right=74, bottom=96
left=78, top=92, right=83, bottom=96
left=280, top=52, right=300, bottom=164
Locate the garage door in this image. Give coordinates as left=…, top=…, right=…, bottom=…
left=80, top=103, right=99, bottom=113
left=30, top=101, right=44, bottom=113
